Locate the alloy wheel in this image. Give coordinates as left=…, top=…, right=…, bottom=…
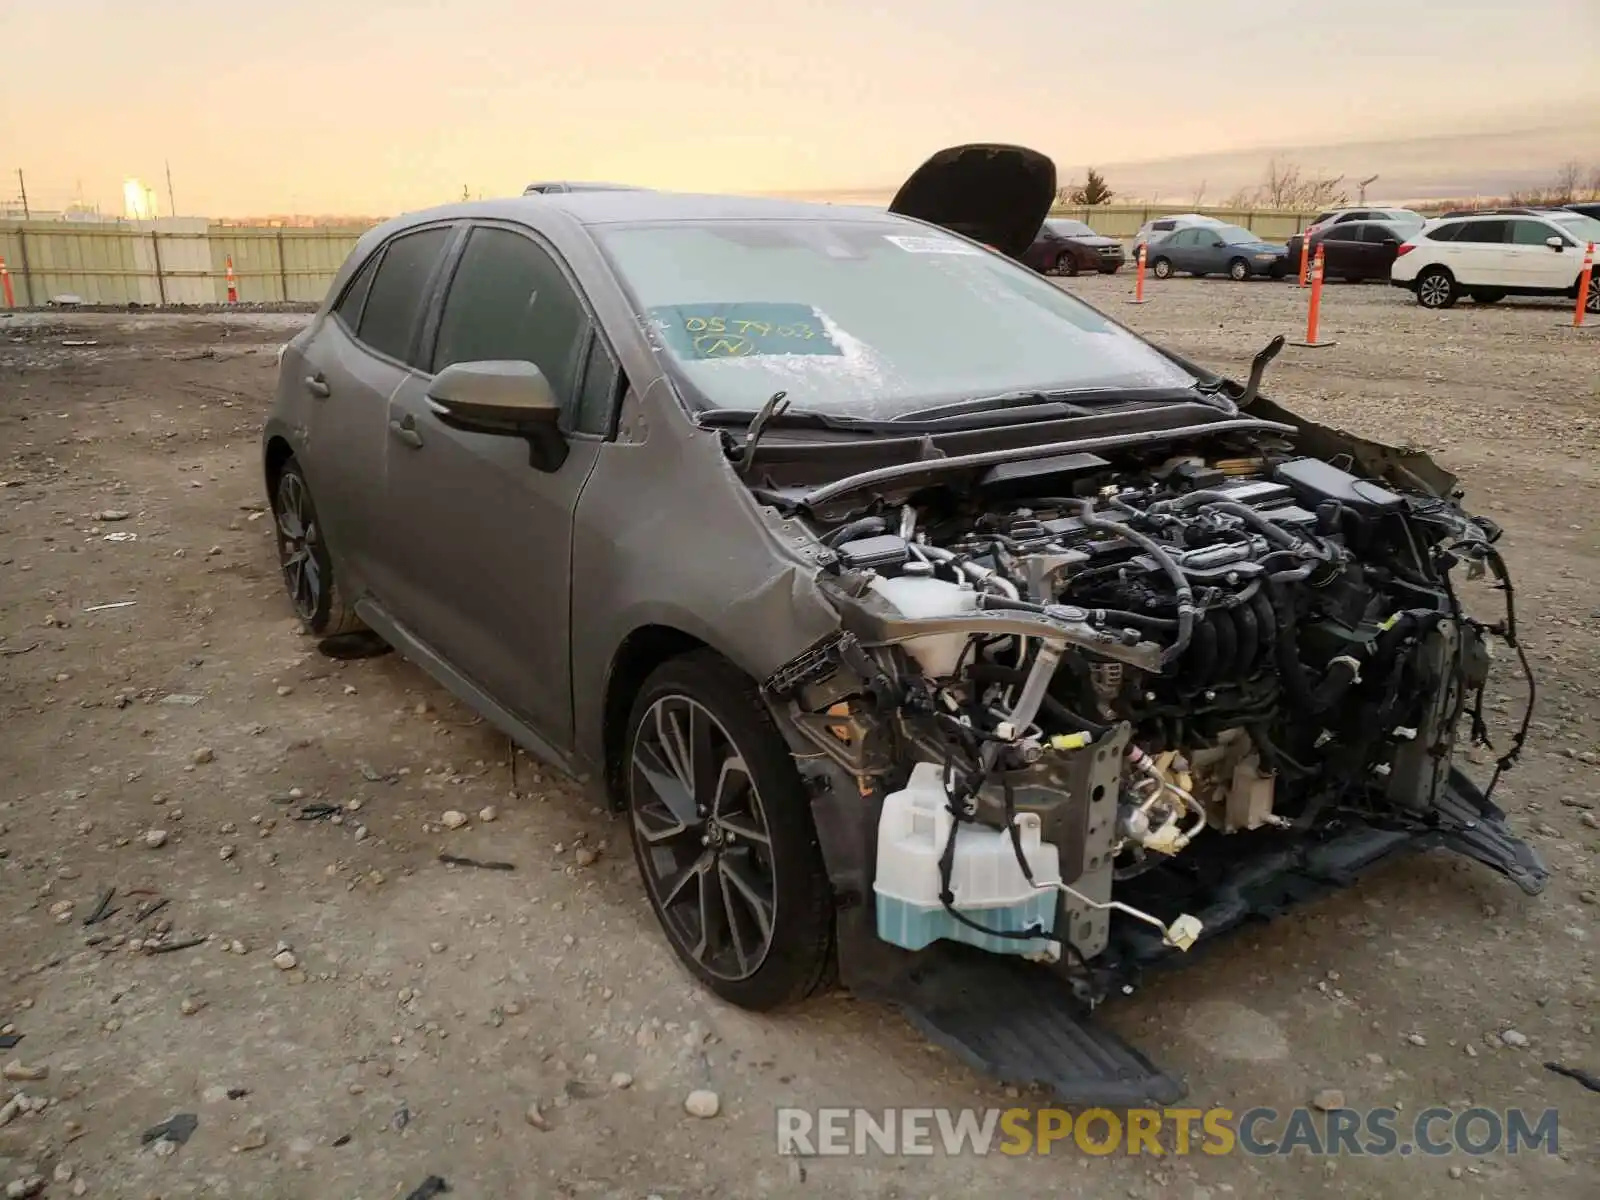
left=1587, top=280, right=1599, bottom=313
left=274, top=471, right=321, bottom=621
left=1230, top=260, right=1249, bottom=281
left=1419, top=273, right=1452, bottom=308
left=629, top=695, right=777, bottom=982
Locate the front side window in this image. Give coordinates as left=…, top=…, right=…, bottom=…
left=594, top=219, right=1196, bottom=419
left=1509, top=220, right=1560, bottom=247
left=1426, top=222, right=1463, bottom=243
left=431, top=226, right=587, bottom=413
left=358, top=226, right=452, bottom=363
left=1360, top=224, right=1398, bottom=244
left=1215, top=225, right=1259, bottom=245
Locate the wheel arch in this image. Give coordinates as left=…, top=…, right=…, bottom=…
left=600, top=623, right=713, bottom=810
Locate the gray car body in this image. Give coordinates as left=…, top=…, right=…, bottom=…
left=1148, top=225, right=1289, bottom=278
left=262, top=192, right=964, bottom=797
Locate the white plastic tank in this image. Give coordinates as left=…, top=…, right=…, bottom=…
left=874, top=761, right=1061, bottom=955
left=866, top=575, right=978, bottom=677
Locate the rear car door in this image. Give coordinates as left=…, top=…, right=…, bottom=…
left=1163, top=228, right=1200, bottom=270
left=1447, top=219, right=1510, bottom=286
left=296, top=224, right=454, bottom=597
left=1317, top=223, right=1362, bottom=275
left=1505, top=218, right=1576, bottom=290
left=1358, top=222, right=1403, bottom=277
left=379, top=222, right=615, bottom=745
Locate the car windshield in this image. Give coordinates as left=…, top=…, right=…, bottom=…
left=1551, top=212, right=1600, bottom=243
left=593, top=219, right=1196, bottom=418
left=1046, top=220, right=1095, bottom=237
left=1214, top=225, right=1260, bottom=245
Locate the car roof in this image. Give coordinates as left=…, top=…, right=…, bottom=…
left=392, top=190, right=904, bottom=230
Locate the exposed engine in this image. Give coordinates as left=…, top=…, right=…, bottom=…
left=764, top=437, right=1529, bottom=993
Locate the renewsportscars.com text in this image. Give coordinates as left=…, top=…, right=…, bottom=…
left=776, top=1106, right=1561, bottom=1158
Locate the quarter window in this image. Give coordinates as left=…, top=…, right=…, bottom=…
left=573, top=335, right=622, bottom=436
left=358, top=226, right=452, bottom=364
left=431, top=226, right=587, bottom=418
left=335, top=250, right=381, bottom=331
left=1427, top=223, right=1464, bottom=242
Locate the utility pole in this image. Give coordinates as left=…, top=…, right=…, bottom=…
left=166, top=161, right=177, bottom=218
left=1357, top=174, right=1379, bottom=204
left=17, top=168, right=30, bottom=219
left=461, top=184, right=470, bottom=202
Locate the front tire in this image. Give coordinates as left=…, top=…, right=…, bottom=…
left=1228, top=258, right=1250, bottom=281
left=270, top=458, right=366, bottom=639
left=624, top=651, right=834, bottom=1011
left=1054, top=252, right=1079, bottom=277
left=1416, top=267, right=1458, bottom=309
left=1151, top=257, right=1173, bottom=279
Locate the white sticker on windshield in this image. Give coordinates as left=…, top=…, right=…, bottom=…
left=884, top=234, right=984, bottom=255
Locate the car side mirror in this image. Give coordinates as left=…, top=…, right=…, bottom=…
left=1545, top=236, right=1565, bottom=251
left=426, top=360, right=568, bottom=472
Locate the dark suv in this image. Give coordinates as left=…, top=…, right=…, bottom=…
left=1023, top=218, right=1126, bottom=276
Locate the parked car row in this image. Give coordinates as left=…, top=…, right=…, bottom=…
left=1036, top=201, right=1598, bottom=311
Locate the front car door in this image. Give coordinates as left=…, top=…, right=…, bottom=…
left=295, top=224, right=455, bottom=597
left=378, top=222, right=616, bottom=746
left=1505, top=218, right=1577, bottom=290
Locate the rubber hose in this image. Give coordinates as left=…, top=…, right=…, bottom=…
left=1157, top=492, right=1308, bottom=553
left=1212, top=608, right=1239, bottom=682
left=1075, top=500, right=1195, bottom=667
left=823, top=515, right=887, bottom=547
left=1268, top=579, right=1320, bottom=714
left=1234, top=600, right=1260, bottom=677
left=1184, top=617, right=1218, bottom=686
left=1310, top=657, right=1362, bottom=710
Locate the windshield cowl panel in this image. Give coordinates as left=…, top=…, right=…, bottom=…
left=594, top=219, right=1196, bottom=421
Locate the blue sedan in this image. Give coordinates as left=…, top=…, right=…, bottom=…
left=1147, top=224, right=1290, bottom=280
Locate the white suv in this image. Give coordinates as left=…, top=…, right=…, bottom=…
left=1391, top=208, right=1600, bottom=310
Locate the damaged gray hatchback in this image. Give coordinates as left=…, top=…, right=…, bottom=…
left=263, top=145, right=1545, bottom=1103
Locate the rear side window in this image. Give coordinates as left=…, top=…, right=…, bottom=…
left=1152, top=220, right=1175, bottom=232
left=1426, top=222, right=1464, bottom=242
left=334, top=251, right=380, bottom=330
left=358, top=227, right=452, bottom=363
left=1454, top=221, right=1508, bottom=244
left=431, top=226, right=588, bottom=417
left=1322, top=225, right=1360, bottom=241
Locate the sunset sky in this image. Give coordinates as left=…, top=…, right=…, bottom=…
left=2, top=0, right=1596, bottom=216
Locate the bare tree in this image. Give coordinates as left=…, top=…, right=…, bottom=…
left=1190, top=179, right=1208, bottom=207
left=1233, top=158, right=1348, bottom=210
left=1549, top=161, right=1583, bottom=204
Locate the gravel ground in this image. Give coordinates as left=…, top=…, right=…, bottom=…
left=0, top=285, right=1596, bottom=1200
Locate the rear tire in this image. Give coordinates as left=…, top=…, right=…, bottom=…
left=1054, top=252, right=1079, bottom=277
left=1151, top=257, right=1173, bottom=279
left=269, top=457, right=367, bottom=640
left=1469, top=290, right=1505, bottom=305
left=1586, top=272, right=1600, bottom=313
left=624, top=651, right=834, bottom=1011
left=1228, top=258, right=1250, bottom=281
left=1416, top=267, right=1458, bottom=309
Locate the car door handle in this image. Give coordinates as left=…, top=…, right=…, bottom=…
left=305, top=374, right=331, bottom=398
left=388, top=418, right=424, bottom=449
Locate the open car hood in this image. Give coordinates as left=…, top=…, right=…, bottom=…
left=889, top=144, right=1057, bottom=260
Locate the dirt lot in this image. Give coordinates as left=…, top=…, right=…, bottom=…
left=1, top=282, right=1596, bottom=1200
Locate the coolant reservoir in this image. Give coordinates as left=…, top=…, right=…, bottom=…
left=874, top=761, right=1061, bottom=956
left=866, top=575, right=978, bottom=677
